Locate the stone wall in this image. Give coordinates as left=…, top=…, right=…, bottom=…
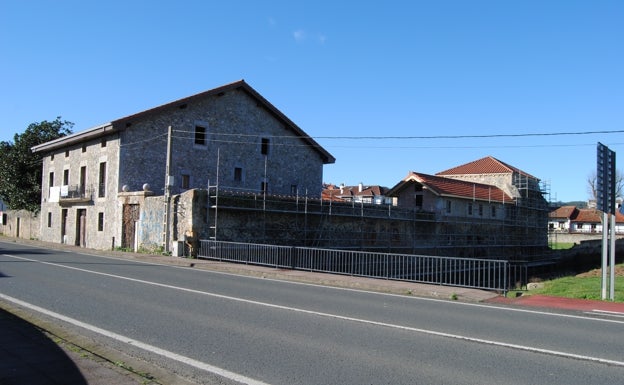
left=0, top=210, right=40, bottom=240
left=118, top=87, right=326, bottom=198
left=549, top=232, right=624, bottom=244
left=153, top=189, right=550, bottom=261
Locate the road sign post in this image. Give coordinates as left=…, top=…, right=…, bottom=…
left=596, top=142, right=616, bottom=301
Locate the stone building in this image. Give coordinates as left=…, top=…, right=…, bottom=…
left=31, top=80, right=335, bottom=250
left=385, top=156, right=550, bottom=258
left=386, top=171, right=512, bottom=218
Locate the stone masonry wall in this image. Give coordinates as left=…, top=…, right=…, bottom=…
left=118, top=88, right=325, bottom=199
left=0, top=210, right=40, bottom=240
left=38, top=133, right=122, bottom=250
left=151, top=189, right=549, bottom=261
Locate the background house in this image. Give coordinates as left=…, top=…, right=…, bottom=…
left=32, top=80, right=335, bottom=251
left=322, top=183, right=393, bottom=205
left=548, top=205, right=578, bottom=232
left=549, top=206, right=624, bottom=234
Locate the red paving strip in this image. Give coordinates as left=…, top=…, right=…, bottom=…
left=488, top=295, right=624, bottom=314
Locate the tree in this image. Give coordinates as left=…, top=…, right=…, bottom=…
left=587, top=169, right=624, bottom=203
left=0, top=117, right=73, bottom=212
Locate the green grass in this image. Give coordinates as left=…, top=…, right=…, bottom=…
left=549, top=242, right=575, bottom=250
left=528, top=273, right=624, bottom=302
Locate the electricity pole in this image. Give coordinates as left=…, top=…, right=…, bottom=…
left=164, top=126, right=173, bottom=253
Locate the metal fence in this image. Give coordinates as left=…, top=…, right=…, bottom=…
left=199, top=240, right=525, bottom=292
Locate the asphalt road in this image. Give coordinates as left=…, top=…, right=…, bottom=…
left=1, top=241, right=623, bottom=385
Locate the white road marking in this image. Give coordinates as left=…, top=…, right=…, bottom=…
left=585, top=310, right=624, bottom=319
left=3, top=253, right=624, bottom=368
left=3, top=240, right=622, bottom=325
left=0, top=292, right=270, bottom=385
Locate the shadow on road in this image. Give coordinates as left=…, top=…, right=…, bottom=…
left=0, top=307, right=87, bottom=385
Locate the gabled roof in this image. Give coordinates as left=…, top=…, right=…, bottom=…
left=436, top=156, right=536, bottom=179
left=32, top=80, right=335, bottom=164
left=571, top=209, right=602, bottom=223
left=569, top=208, right=624, bottom=223
left=549, top=205, right=578, bottom=219
left=387, top=171, right=513, bottom=203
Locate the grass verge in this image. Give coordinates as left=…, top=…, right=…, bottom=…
left=549, top=242, right=575, bottom=250
left=523, top=263, right=624, bottom=302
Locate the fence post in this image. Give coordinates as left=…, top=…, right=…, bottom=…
left=503, top=261, right=508, bottom=296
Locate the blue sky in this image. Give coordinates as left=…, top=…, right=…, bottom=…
left=1, top=1, right=622, bottom=203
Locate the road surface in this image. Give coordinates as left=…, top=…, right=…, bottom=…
left=1, top=240, right=622, bottom=384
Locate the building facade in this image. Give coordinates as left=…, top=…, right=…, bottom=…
left=32, top=80, right=335, bottom=250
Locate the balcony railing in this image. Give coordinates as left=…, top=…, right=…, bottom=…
left=59, top=184, right=93, bottom=203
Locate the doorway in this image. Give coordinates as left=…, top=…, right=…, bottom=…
left=121, top=204, right=140, bottom=251
left=75, top=209, right=86, bottom=247
left=61, top=209, right=68, bottom=243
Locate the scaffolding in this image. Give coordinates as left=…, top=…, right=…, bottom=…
left=202, top=184, right=552, bottom=263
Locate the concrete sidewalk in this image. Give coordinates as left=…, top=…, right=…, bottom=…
left=1, top=237, right=622, bottom=384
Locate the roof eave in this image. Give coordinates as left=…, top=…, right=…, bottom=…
left=31, top=123, right=115, bottom=153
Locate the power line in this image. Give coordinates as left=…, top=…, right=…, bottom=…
left=315, top=129, right=624, bottom=140
left=172, top=128, right=624, bottom=140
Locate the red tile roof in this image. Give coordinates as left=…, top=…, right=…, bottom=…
left=389, top=172, right=513, bottom=203
left=549, top=206, right=624, bottom=224
left=549, top=205, right=578, bottom=219
left=571, top=209, right=603, bottom=223
left=436, top=156, right=536, bottom=179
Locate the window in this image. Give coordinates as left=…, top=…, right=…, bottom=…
left=98, top=162, right=106, bottom=197
left=63, top=169, right=69, bottom=185
left=82, top=144, right=86, bottom=153
left=181, top=174, right=190, bottom=189
left=261, top=138, right=270, bottom=155
left=80, top=166, right=87, bottom=195
left=234, top=167, right=242, bottom=182
left=65, top=150, right=69, bottom=157
left=101, top=138, right=107, bottom=147
left=261, top=181, right=268, bottom=193
left=291, top=184, right=298, bottom=196
left=47, top=212, right=52, bottom=228
left=478, top=204, right=484, bottom=216
left=467, top=203, right=473, bottom=216
left=49, top=172, right=54, bottom=188
left=446, top=201, right=452, bottom=214
left=491, top=206, right=497, bottom=217
left=98, top=212, right=104, bottom=231
left=50, top=153, right=54, bottom=161
left=195, top=126, right=206, bottom=145
left=415, top=194, right=423, bottom=207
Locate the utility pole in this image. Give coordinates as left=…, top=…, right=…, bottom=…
left=163, top=126, right=173, bottom=253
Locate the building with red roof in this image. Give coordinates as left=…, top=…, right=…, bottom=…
left=549, top=205, right=624, bottom=233
left=384, top=156, right=550, bottom=258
